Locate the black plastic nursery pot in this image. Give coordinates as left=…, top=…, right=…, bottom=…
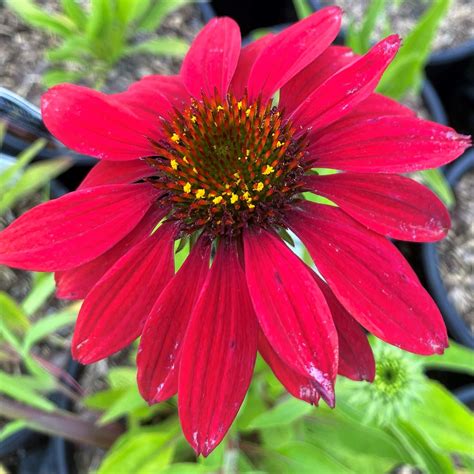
left=0, top=88, right=97, bottom=192
left=421, top=149, right=474, bottom=349
left=426, top=50, right=474, bottom=139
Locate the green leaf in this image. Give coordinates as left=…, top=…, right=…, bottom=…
left=304, top=409, right=406, bottom=464
left=108, top=367, right=137, bottom=388
left=0, top=158, right=71, bottom=215
left=0, top=139, right=46, bottom=189
left=347, top=0, right=386, bottom=54
left=6, top=0, right=76, bottom=36
left=246, top=397, right=313, bottom=430
left=22, top=306, right=77, bottom=354
left=86, top=0, right=114, bottom=41
left=292, top=0, right=313, bottom=19
left=46, top=37, right=92, bottom=62
left=392, top=419, right=455, bottom=474
left=378, top=0, right=451, bottom=99
left=174, top=239, right=189, bottom=272
left=125, top=37, right=189, bottom=57
left=0, top=373, right=55, bottom=411
left=97, top=431, right=174, bottom=474
left=161, top=464, right=213, bottom=474
left=42, top=69, right=85, bottom=87
left=0, top=307, right=23, bottom=352
left=60, top=0, right=87, bottom=28
left=276, top=442, right=354, bottom=473
left=411, top=381, right=474, bottom=455
left=98, top=387, right=147, bottom=425
left=0, top=420, right=28, bottom=442
left=21, top=273, right=56, bottom=317
left=423, top=339, right=474, bottom=375
left=0, top=292, right=30, bottom=333
left=136, top=0, right=190, bottom=32
left=116, top=0, right=150, bottom=25
left=83, top=387, right=128, bottom=410
left=416, top=168, right=455, bottom=208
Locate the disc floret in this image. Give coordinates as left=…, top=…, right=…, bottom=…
left=146, top=92, right=307, bottom=237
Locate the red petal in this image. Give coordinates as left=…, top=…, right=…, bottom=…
left=290, top=36, right=400, bottom=131
left=72, top=222, right=176, bottom=364
left=247, top=7, right=342, bottom=101
left=41, top=85, right=156, bottom=161
left=280, top=46, right=356, bottom=114
left=111, top=89, right=172, bottom=124
left=178, top=239, right=257, bottom=456
left=133, top=74, right=190, bottom=108
left=0, top=184, right=158, bottom=272
left=181, top=17, right=241, bottom=98
left=314, top=278, right=375, bottom=382
left=230, top=34, right=275, bottom=98
left=304, top=173, right=450, bottom=242
left=259, top=332, right=320, bottom=405
left=289, top=202, right=448, bottom=355
left=55, top=206, right=168, bottom=300
left=78, top=160, right=155, bottom=189
left=343, top=93, right=415, bottom=120
left=137, top=237, right=211, bottom=403
left=308, top=115, right=471, bottom=172
left=243, top=228, right=337, bottom=406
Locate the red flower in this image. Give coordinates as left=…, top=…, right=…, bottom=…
left=0, top=8, right=470, bottom=455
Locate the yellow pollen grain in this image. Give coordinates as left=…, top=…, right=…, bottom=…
left=195, top=189, right=206, bottom=199
left=216, top=105, right=224, bottom=112
left=246, top=149, right=250, bottom=157
left=193, top=167, right=198, bottom=174
left=248, top=202, right=255, bottom=209
left=245, top=108, right=251, bottom=117
left=171, top=133, right=180, bottom=143
left=254, top=182, right=264, bottom=192
left=183, top=156, right=189, bottom=164
left=170, top=159, right=178, bottom=170
left=237, top=101, right=243, bottom=110
left=263, top=165, right=275, bottom=175
left=276, top=141, right=284, bottom=147
left=242, top=191, right=250, bottom=201
left=213, top=196, right=223, bottom=205
left=230, top=193, right=238, bottom=204
left=190, top=115, right=197, bottom=123
left=183, top=182, right=191, bottom=193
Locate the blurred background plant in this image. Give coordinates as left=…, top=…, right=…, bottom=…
left=3, top=329, right=470, bottom=473
left=5, top=0, right=193, bottom=88
left=0, top=121, right=70, bottom=216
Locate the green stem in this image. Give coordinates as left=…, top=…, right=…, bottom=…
left=0, top=396, right=124, bottom=449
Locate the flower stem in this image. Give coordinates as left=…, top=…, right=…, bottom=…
left=0, top=396, right=124, bottom=449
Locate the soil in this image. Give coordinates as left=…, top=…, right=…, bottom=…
left=438, top=171, right=474, bottom=334
left=321, top=0, right=474, bottom=52
left=0, top=2, right=204, bottom=105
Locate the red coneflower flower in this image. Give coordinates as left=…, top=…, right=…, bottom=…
left=0, top=7, right=470, bottom=455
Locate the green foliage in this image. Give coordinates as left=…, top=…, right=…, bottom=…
left=347, top=0, right=388, bottom=54
left=79, top=337, right=474, bottom=473
left=417, top=168, right=455, bottom=208
left=0, top=122, right=70, bottom=216
left=292, top=0, right=313, bottom=20
left=0, top=272, right=80, bottom=413
left=6, top=0, right=192, bottom=88
left=377, top=0, right=451, bottom=99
